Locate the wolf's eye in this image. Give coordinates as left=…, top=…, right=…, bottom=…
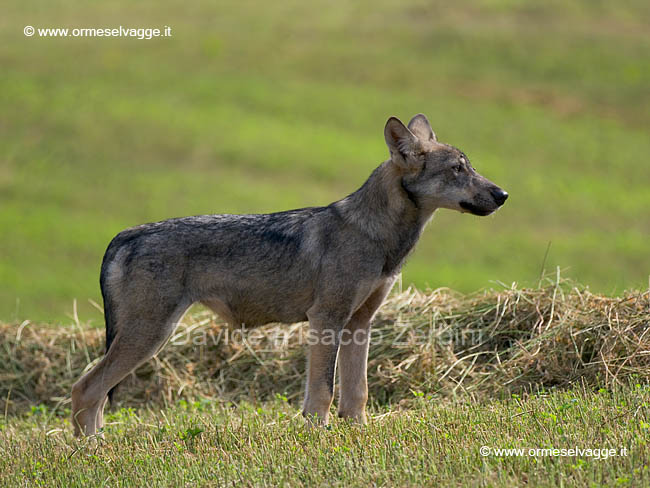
left=454, top=165, right=462, bottom=173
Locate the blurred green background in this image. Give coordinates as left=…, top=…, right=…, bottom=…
left=1, top=0, right=649, bottom=323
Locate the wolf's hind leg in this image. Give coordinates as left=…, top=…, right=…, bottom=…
left=71, top=301, right=190, bottom=437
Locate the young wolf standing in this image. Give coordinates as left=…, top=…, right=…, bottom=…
left=72, top=114, right=508, bottom=436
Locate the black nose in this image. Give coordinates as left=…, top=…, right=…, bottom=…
left=490, top=188, right=508, bottom=206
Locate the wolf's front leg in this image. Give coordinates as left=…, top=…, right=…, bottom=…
left=337, top=279, right=395, bottom=423
left=337, top=319, right=370, bottom=424
left=302, top=314, right=344, bottom=425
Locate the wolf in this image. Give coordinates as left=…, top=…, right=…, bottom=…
left=71, top=114, right=507, bottom=436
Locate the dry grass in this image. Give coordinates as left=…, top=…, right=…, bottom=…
left=1, top=275, right=649, bottom=416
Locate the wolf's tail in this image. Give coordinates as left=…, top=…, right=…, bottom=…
left=100, top=241, right=119, bottom=404
left=104, top=302, right=118, bottom=404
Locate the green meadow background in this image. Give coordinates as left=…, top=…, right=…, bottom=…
left=1, top=0, right=649, bottom=323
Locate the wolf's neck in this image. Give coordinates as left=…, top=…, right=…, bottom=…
left=333, top=160, right=435, bottom=274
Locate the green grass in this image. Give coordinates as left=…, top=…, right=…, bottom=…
left=1, top=0, right=649, bottom=322
left=1, top=386, right=648, bottom=487
left=1, top=283, right=648, bottom=485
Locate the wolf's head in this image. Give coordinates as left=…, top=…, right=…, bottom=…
left=384, top=114, right=508, bottom=216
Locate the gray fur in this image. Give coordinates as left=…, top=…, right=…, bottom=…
left=71, top=114, right=507, bottom=436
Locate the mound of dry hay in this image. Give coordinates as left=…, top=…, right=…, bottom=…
left=1, top=279, right=649, bottom=415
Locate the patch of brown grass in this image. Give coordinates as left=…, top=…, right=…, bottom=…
left=1, top=277, right=648, bottom=415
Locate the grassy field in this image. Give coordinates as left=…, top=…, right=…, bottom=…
left=1, top=0, right=649, bottom=322
left=2, top=387, right=649, bottom=487
left=1, top=281, right=649, bottom=486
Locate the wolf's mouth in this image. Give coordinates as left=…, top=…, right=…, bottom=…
left=459, top=201, right=494, bottom=216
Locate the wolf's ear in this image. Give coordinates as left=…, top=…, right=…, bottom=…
left=407, top=113, right=437, bottom=143
left=384, top=117, right=421, bottom=169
